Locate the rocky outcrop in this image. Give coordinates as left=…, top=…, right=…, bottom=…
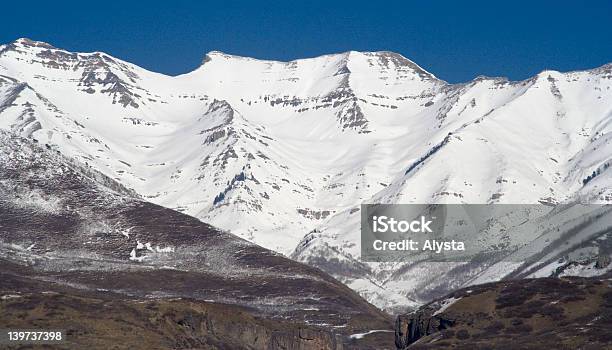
left=551, top=254, right=612, bottom=277
left=395, top=313, right=455, bottom=349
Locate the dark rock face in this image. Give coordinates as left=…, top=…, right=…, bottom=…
left=395, top=314, right=455, bottom=349
left=395, top=276, right=612, bottom=349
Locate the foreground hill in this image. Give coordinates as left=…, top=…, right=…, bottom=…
left=0, top=131, right=393, bottom=349
left=395, top=276, right=612, bottom=349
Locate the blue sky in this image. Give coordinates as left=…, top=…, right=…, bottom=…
left=2, top=0, right=611, bottom=83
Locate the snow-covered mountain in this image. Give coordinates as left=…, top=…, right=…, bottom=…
left=1, top=38, right=611, bottom=311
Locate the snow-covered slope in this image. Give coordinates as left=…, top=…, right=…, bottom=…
left=1, top=38, right=611, bottom=311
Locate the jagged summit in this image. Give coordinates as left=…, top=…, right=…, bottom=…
left=12, top=37, right=57, bottom=49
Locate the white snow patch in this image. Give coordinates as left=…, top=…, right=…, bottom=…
left=1, top=294, right=22, bottom=300
left=558, top=261, right=612, bottom=278
left=155, top=245, right=175, bottom=253
left=433, top=297, right=461, bottom=316
left=349, top=330, right=393, bottom=339
left=129, top=248, right=147, bottom=262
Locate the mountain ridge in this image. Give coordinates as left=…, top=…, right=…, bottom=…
left=6, top=37, right=611, bottom=83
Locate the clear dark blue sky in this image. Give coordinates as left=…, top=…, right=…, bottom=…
left=2, top=0, right=611, bottom=83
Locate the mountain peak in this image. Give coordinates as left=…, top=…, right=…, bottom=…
left=12, top=37, right=57, bottom=50
left=202, top=50, right=253, bottom=65
left=361, top=50, right=438, bottom=80
left=198, top=49, right=438, bottom=81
